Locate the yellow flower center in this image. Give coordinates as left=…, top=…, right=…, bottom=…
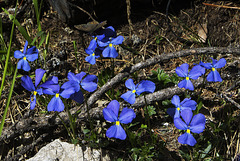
left=186, top=77, right=190, bottom=80
left=33, top=91, right=37, bottom=95
left=109, top=43, right=113, bottom=47
left=212, top=67, right=216, bottom=71
left=177, top=107, right=180, bottom=111
left=94, top=37, right=97, bottom=40
left=132, top=90, right=136, bottom=93
left=116, top=121, right=120, bottom=126
left=187, top=129, right=191, bottom=134
left=23, top=57, right=27, bottom=60
left=55, top=93, right=59, bottom=98
left=92, top=53, right=95, bottom=56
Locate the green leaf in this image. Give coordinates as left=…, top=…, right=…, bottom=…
left=141, top=124, right=147, bottom=129
left=162, top=100, right=171, bottom=106
left=146, top=106, right=156, bottom=116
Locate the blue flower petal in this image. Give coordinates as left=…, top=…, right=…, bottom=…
left=30, top=96, right=36, bottom=110
left=60, top=87, right=75, bottom=99
left=109, top=46, right=118, bottom=58
left=21, top=75, right=35, bottom=92
left=181, top=109, right=193, bottom=125
left=35, top=68, right=46, bottom=87
left=85, top=48, right=94, bottom=55
left=106, top=100, right=120, bottom=117
left=171, top=95, right=180, bottom=107
left=214, top=58, right=226, bottom=68
left=17, top=59, right=31, bottom=71
left=14, top=50, right=24, bottom=59
left=136, top=80, right=155, bottom=95
left=67, top=72, right=80, bottom=82
left=174, top=117, right=188, bottom=130
left=190, top=113, right=206, bottom=134
left=81, top=81, right=98, bottom=92
left=199, top=61, right=212, bottom=69
left=181, top=99, right=197, bottom=110
left=111, top=35, right=124, bottom=45
left=26, top=47, right=38, bottom=61
left=85, top=55, right=96, bottom=65
left=167, top=108, right=177, bottom=118
left=23, top=41, right=28, bottom=54
left=125, top=78, right=135, bottom=90
left=70, top=90, right=84, bottom=104
left=98, top=40, right=109, bottom=47
left=103, top=107, right=117, bottom=122
left=178, top=132, right=197, bottom=146
left=106, top=124, right=126, bottom=140
left=178, top=79, right=194, bottom=91
left=36, top=88, right=43, bottom=95
left=88, top=39, right=97, bottom=50
left=75, top=72, right=86, bottom=82
left=119, top=107, right=136, bottom=124
left=121, top=91, right=136, bottom=104
left=81, top=75, right=98, bottom=92
left=47, top=96, right=65, bottom=112
left=125, top=79, right=135, bottom=90
left=189, top=65, right=205, bottom=79
left=211, top=57, right=218, bottom=65
left=176, top=63, right=189, bottom=77
left=40, top=76, right=59, bottom=93
left=207, top=71, right=222, bottom=82
left=61, top=81, right=80, bottom=92
left=102, top=46, right=111, bottom=57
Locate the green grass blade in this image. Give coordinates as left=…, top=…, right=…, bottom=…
left=0, top=66, right=18, bottom=136
left=33, top=0, right=42, bottom=32
left=0, top=6, right=17, bottom=99
left=2, top=8, right=32, bottom=43
left=0, top=0, right=18, bottom=137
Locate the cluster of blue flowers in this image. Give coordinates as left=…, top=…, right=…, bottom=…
left=102, top=78, right=156, bottom=140
left=21, top=68, right=98, bottom=112
left=85, top=26, right=124, bottom=64
left=167, top=57, right=226, bottom=146
left=14, top=26, right=226, bottom=147
left=15, top=41, right=98, bottom=112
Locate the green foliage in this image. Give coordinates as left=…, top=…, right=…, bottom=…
left=155, top=36, right=163, bottom=44
left=144, top=105, right=156, bottom=117
left=98, top=67, right=120, bottom=100
left=149, top=68, right=180, bottom=90
left=131, top=142, right=155, bottom=161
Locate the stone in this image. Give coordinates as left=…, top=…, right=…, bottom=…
left=27, top=139, right=110, bottom=161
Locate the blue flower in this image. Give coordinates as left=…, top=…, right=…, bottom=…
left=167, top=95, right=197, bottom=118
left=176, top=64, right=205, bottom=90
left=200, top=58, right=226, bottom=82
left=14, top=41, right=38, bottom=71
left=62, top=72, right=98, bottom=92
left=121, top=79, right=155, bottom=104
left=21, top=68, right=46, bottom=109
left=174, top=110, right=206, bottom=146
left=40, top=77, right=75, bottom=112
left=88, top=34, right=105, bottom=49
left=85, top=46, right=101, bottom=65
left=98, top=27, right=124, bottom=58
left=103, top=100, right=136, bottom=140
left=61, top=72, right=98, bottom=104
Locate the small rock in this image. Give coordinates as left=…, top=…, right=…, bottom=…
left=27, top=139, right=110, bottom=161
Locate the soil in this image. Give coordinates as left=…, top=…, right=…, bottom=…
left=0, top=0, right=240, bottom=160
